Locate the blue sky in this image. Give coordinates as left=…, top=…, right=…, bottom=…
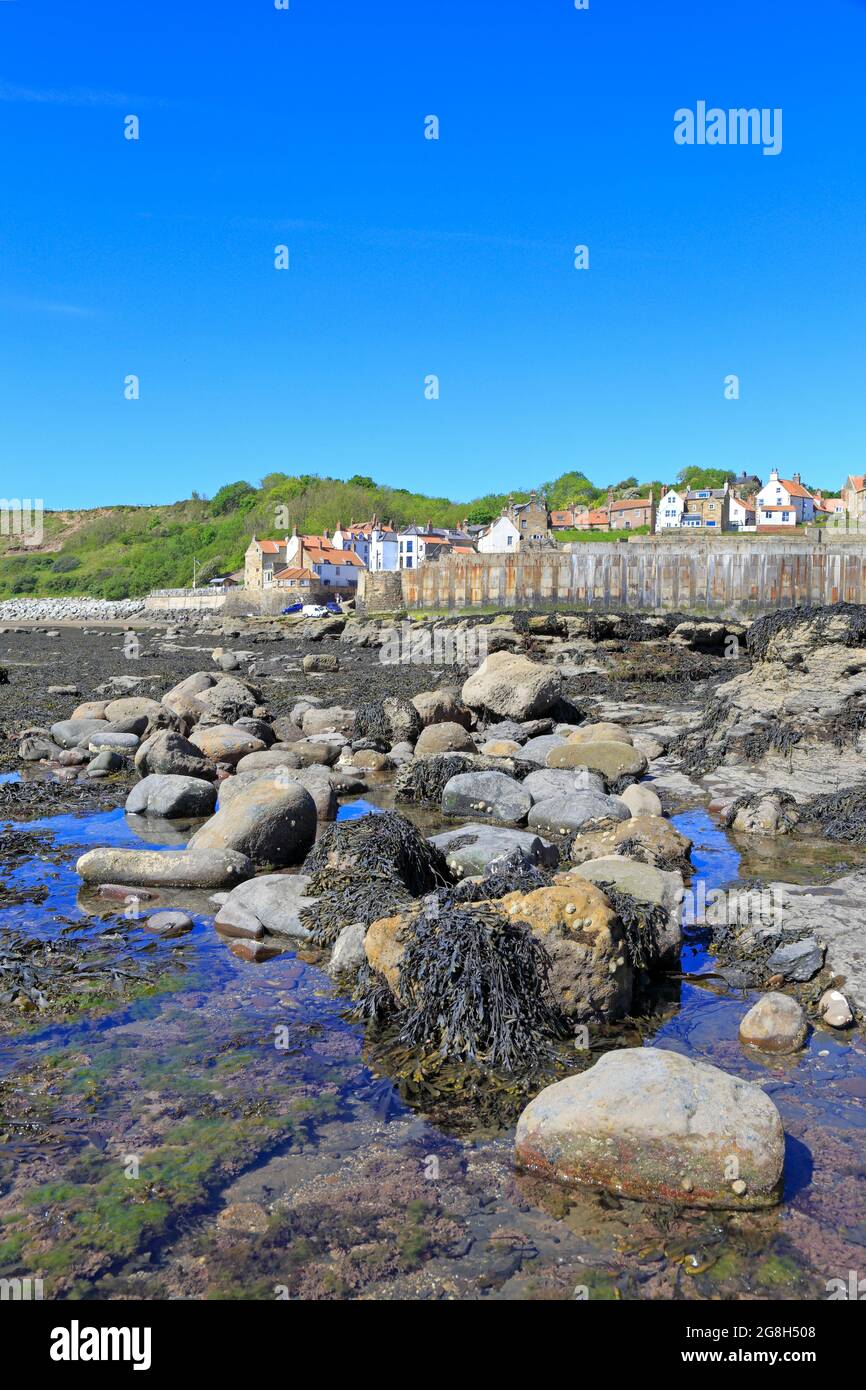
left=1, top=0, right=864, bottom=508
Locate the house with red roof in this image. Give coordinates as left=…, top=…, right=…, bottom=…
left=841, top=476, right=866, bottom=522
left=755, top=470, right=816, bottom=529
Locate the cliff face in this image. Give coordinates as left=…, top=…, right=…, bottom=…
left=676, top=606, right=866, bottom=799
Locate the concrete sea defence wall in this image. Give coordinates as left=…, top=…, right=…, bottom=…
left=357, top=539, right=866, bottom=616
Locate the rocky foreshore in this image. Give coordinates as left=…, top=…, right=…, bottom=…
left=2, top=599, right=865, bottom=1284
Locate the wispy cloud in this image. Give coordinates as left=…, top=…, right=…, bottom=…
left=0, top=80, right=166, bottom=108
left=0, top=295, right=98, bottom=319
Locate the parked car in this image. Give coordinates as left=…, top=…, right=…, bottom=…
left=281, top=602, right=303, bottom=614
left=301, top=604, right=330, bottom=618
left=325, top=601, right=343, bottom=614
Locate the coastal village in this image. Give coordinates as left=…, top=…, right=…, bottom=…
left=234, top=470, right=865, bottom=605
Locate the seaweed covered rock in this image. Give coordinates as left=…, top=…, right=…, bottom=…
left=353, top=697, right=421, bottom=746
left=303, top=809, right=449, bottom=895
left=570, top=814, right=692, bottom=872
left=566, top=856, right=683, bottom=965
left=676, top=605, right=866, bottom=798
left=363, top=899, right=571, bottom=1072
left=462, top=650, right=562, bottom=720
left=515, top=1048, right=785, bottom=1209
left=493, top=883, right=633, bottom=1021
left=799, top=782, right=866, bottom=843
left=722, top=790, right=801, bottom=836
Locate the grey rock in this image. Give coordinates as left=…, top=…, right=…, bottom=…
left=766, top=937, right=825, bottom=982
left=125, top=774, right=217, bottom=819
left=441, top=771, right=532, bottom=825
left=515, top=1048, right=785, bottom=1209
left=329, top=922, right=367, bottom=977
left=189, top=780, right=317, bottom=866
left=77, top=846, right=254, bottom=889
left=429, top=823, right=559, bottom=878
left=215, top=873, right=319, bottom=940
left=527, top=791, right=630, bottom=837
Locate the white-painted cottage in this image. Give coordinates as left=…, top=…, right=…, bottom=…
left=477, top=514, right=521, bottom=553
left=655, top=490, right=685, bottom=531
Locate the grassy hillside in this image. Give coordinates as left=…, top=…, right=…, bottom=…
left=0, top=469, right=669, bottom=599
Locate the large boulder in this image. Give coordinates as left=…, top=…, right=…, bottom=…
left=76, top=846, right=253, bottom=889
left=104, top=696, right=166, bottom=727
left=125, top=774, right=217, bottom=820
left=441, top=771, right=532, bottom=825
left=196, top=676, right=260, bottom=724
left=215, top=874, right=319, bottom=940
left=547, top=740, right=648, bottom=785
left=189, top=725, right=266, bottom=768
left=495, top=883, right=632, bottom=1021
left=414, top=721, right=476, bottom=758
left=515, top=1048, right=785, bottom=1208
left=412, top=689, right=472, bottom=729
left=462, top=650, right=562, bottom=720
left=429, top=824, right=559, bottom=878
left=161, top=671, right=216, bottom=722
left=135, top=730, right=216, bottom=781
left=527, top=791, right=630, bottom=838
left=189, top=780, right=317, bottom=866
left=87, top=730, right=140, bottom=754
left=570, top=814, right=692, bottom=872
left=217, top=766, right=337, bottom=821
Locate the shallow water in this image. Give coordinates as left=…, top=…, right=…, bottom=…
left=1, top=796, right=865, bottom=1300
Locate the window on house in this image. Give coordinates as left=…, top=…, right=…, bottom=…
left=507, top=536, right=512, bottom=546
left=406, top=557, right=412, bottom=568
left=782, top=512, right=790, bottom=521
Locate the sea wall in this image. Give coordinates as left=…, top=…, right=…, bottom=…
left=389, top=539, right=866, bottom=616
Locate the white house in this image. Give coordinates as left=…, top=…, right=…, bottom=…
left=333, top=519, right=400, bottom=571
left=655, top=490, right=685, bottom=531
left=477, top=514, right=521, bottom=553
left=397, top=523, right=474, bottom=569
left=755, top=469, right=816, bottom=527
left=728, top=494, right=757, bottom=531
